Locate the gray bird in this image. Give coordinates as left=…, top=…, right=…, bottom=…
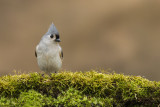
left=35, top=23, right=63, bottom=74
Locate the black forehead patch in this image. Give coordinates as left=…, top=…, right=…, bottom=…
left=56, top=34, right=60, bottom=39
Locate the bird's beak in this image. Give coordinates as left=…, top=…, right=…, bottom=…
left=55, top=39, right=61, bottom=42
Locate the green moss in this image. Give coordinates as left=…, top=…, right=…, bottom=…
left=0, top=70, right=159, bottom=106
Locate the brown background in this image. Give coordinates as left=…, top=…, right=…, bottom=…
left=0, top=0, right=160, bottom=81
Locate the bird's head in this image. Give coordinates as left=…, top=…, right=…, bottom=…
left=42, top=23, right=61, bottom=44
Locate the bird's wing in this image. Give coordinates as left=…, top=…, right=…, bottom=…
left=59, top=47, right=63, bottom=60
left=35, top=51, right=37, bottom=57
left=35, top=45, right=39, bottom=58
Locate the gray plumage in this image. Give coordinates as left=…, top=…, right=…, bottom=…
left=35, top=23, right=63, bottom=74
left=45, top=22, right=59, bottom=36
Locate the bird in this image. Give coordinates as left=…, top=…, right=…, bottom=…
left=35, top=23, right=63, bottom=74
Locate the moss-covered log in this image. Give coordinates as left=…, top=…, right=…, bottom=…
left=0, top=71, right=159, bottom=106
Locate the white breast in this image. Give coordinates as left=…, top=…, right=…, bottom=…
left=36, top=43, right=62, bottom=73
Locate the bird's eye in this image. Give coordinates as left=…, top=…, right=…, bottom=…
left=50, top=34, right=54, bottom=38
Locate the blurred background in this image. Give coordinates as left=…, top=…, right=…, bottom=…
left=0, top=0, right=160, bottom=81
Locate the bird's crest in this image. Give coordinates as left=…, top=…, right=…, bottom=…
left=45, top=23, right=59, bottom=35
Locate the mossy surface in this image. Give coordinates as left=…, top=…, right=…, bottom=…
left=0, top=70, right=159, bottom=106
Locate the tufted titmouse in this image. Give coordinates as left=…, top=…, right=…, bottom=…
left=35, top=23, right=63, bottom=74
